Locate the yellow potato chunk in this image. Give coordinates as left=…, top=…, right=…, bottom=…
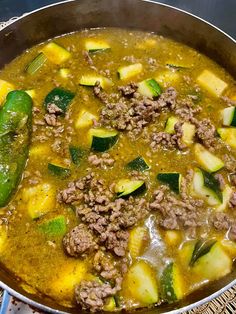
left=197, top=70, right=228, bottom=97
left=23, top=183, right=56, bottom=219
left=0, top=79, right=15, bottom=105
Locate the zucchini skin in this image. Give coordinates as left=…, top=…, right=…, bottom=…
left=44, top=87, right=75, bottom=114
left=91, top=134, right=118, bottom=152
left=126, top=156, right=150, bottom=172
left=0, top=91, right=32, bottom=207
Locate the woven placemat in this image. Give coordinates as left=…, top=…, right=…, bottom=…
left=1, top=14, right=236, bottom=314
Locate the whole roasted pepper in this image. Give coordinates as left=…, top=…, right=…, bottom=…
left=0, top=90, right=32, bottom=207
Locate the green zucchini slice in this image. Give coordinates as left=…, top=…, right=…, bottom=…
left=44, top=87, right=75, bottom=114
left=115, top=179, right=146, bottom=198
left=38, top=215, right=67, bottom=237
left=117, top=63, right=143, bottom=80
left=217, top=127, right=236, bottom=149
left=222, top=106, right=236, bottom=127
left=41, top=42, right=71, bottom=65
left=79, top=75, right=112, bottom=89
left=137, top=78, right=162, bottom=98
left=85, top=39, right=111, bottom=52
left=89, top=128, right=119, bottom=152
left=182, top=122, right=196, bottom=146
left=194, top=143, right=224, bottom=172
left=48, top=163, right=71, bottom=178
left=190, top=238, right=217, bottom=266
left=25, top=52, right=47, bottom=75
left=192, top=168, right=222, bottom=205
left=160, top=262, right=184, bottom=303
left=126, top=156, right=150, bottom=172
left=157, top=173, right=181, bottom=194
left=69, top=146, right=86, bottom=165
left=164, top=116, right=179, bottom=134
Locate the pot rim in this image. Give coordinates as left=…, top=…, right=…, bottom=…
left=0, top=0, right=235, bottom=313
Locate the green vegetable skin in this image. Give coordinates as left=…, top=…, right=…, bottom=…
left=0, top=91, right=32, bottom=207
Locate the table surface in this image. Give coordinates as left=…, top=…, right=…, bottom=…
left=0, top=0, right=235, bottom=39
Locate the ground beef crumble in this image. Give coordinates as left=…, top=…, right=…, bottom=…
left=88, top=153, right=115, bottom=168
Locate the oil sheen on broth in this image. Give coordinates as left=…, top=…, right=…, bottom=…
left=0, top=28, right=236, bottom=312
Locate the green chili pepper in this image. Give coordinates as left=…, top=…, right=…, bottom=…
left=0, top=90, right=32, bottom=207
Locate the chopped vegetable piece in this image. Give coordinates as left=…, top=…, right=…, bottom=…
left=192, top=168, right=222, bottom=206
left=69, top=146, right=85, bottom=165
left=104, top=297, right=116, bottom=311
left=217, top=127, right=236, bottom=149
left=115, top=179, right=146, bottom=198
left=48, top=163, right=71, bottom=178
left=182, top=122, right=196, bottom=146
left=215, top=185, right=233, bottom=212
left=124, top=260, right=158, bottom=304
left=194, top=143, right=224, bottom=172
left=29, top=143, right=51, bottom=157
left=197, top=70, right=228, bottom=97
left=221, top=106, right=236, bottom=127
left=126, top=156, right=150, bottom=172
left=0, top=79, right=15, bottom=105
left=38, top=215, right=67, bottom=237
left=164, top=230, right=181, bottom=246
left=85, top=39, right=111, bottom=52
left=128, top=226, right=148, bottom=258
left=157, top=173, right=181, bottom=194
left=41, top=42, right=71, bottom=64
left=59, top=68, right=70, bottom=79
left=137, top=78, right=162, bottom=98
left=155, top=70, right=180, bottom=86
left=88, top=128, right=119, bottom=152
left=25, top=89, right=36, bottom=99
left=0, top=91, right=32, bottom=207
left=79, top=75, right=112, bottom=89
left=75, top=110, right=98, bottom=129
left=23, top=183, right=56, bottom=219
left=0, top=225, right=7, bottom=253
left=118, top=63, right=143, bottom=80
left=44, top=87, right=75, bottom=114
left=190, top=238, right=217, bottom=266
left=192, top=242, right=232, bottom=281
left=161, top=262, right=184, bottom=302
left=136, top=38, right=157, bottom=49
left=166, top=63, right=188, bottom=70
left=25, top=52, right=47, bottom=75
left=221, top=239, right=236, bottom=259
left=164, top=116, right=179, bottom=134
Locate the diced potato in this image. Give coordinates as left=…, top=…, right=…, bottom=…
left=75, top=110, right=98, bottom=129
left=128, top=226, right=148, bottom=258
left=0, top=225, right=7, bottom=253
left=164, top=230, right=181, bottom=246
left=23, top=183, right=56, bottom=219
left=192, top=242, right=232, bottom=281
left=49, top=260, right=87, bottom=307
left=123, top=260, right=158, bottom=305
left=197, top=70, right=228, bottom=97
left=0, top=79, right=15, bottom=105
left=41, top=42, right=71, bottom=65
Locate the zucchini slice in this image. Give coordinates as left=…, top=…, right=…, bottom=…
left=194, top=143, right=224, bottom=172
left=217, top=127, right=236, bottom=149
left=160, top=262, right=184, bottom=303
left=0, top=79, right=15, bottom=105
left=115, top=179, right=146, bottom=198
left=157, top=173, right=181, bottom=194
left=192, top=242, right=232, bottom=281
left=25, top=52, right=47, bottom=75
left=117, top=63, right=143, bottom=80
left=75, top=110, right=98, bottom=129
left=59, top=68, right=70, bottom=79
left=69, top=146, right=86, bottom=165
left=196, top=70, right=228, bottom=97
left=221, top=106, right=236, bottom=127
left=44, top=87, right=75, bottom=114
left=215, top=184, right=233, bottom=212
left=191, top=168, right=222, bottom=205
left=41, top=42, right=71, bottom=65
left=164, top=116, right=179, bottom=134
left=182, top=122, right=196, bottom=146
left=38, top=215, right=67, bottom=237
left=124, top=260, right=158, bottom=305
left=104, top=297, right=116, bottom=311
left=79, top=75, right=112, bottom=89
left=25, top=89, right=36, bottom=99
left=85, top=39, right=110, bottom=52
left=155, top=70, right=180, bottom=86
left=166, top=63, right=188, bottom=70
left=189, top=238, right=216, bottom=266
left=126, top=156, right=150, bottom=172
left=89, top=128, right=119, bottom=152
left=48, top=163, right=71, bottom=178
left=128, top=226, right=148, bottom=259
left=137, top=78, right=162, bottom=98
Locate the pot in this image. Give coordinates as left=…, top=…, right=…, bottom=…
left=0, top=1, right=236, bottom=313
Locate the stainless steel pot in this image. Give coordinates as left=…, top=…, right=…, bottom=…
left=0, top=1, right=236, bottom=313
